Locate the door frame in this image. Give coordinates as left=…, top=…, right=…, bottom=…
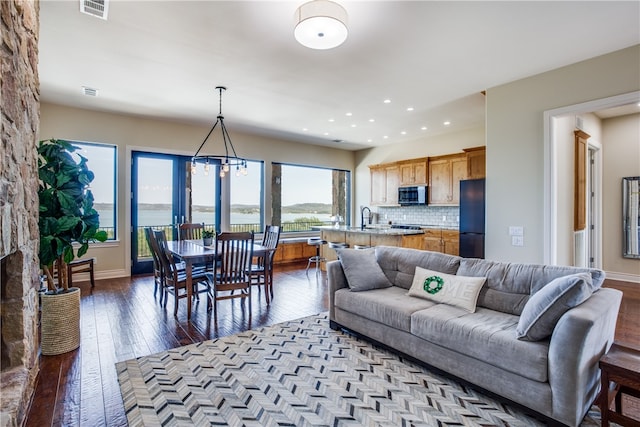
left=543, top=90, right=639, bottom=265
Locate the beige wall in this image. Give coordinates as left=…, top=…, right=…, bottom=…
left=602, top=113, right=640, bottom=280
left=486, top=44, right=640, bottom=265
left=39, top=103, right=355, bottom=278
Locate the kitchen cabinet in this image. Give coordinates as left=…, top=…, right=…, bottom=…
left=401, top=234, right=424, bottom=250
left=399, top=158, right=428, bottom=185
left=428, top=153, right=467, bottom=205
left=422, top=228, right=459, bottom=256
left=369, top=164, right=400, bottom=206
left=464, top=146, right=486, bottom=179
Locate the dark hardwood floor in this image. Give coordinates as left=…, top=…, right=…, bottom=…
left=24, top=265, right=639, bottom=426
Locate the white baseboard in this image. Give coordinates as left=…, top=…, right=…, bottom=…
left=605, top=271, right=640, bottom=284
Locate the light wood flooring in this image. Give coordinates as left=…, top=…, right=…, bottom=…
left=24, top=264, right=639, bottom=426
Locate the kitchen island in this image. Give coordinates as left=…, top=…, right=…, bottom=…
left=315, top=225, right=426, bottom=265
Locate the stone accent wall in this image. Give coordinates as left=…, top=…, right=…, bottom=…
left=0, top=1, right=41, bottom=426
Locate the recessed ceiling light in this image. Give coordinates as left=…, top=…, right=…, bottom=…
left=351, top=124, right=357, bottom=128
left=346, top=112, right=352, bottom=116
left=302, top=128, right=309, bottom=131
left=328, top=118, right=335, bottom=122
left=368, top=118, right=375, bottom=122
left=383, top=99, right=391, bottom=104
left=406, top=107, right=414, bottom=112
left=400, top=131, right=407, bottom=135
left=367, top=139, right=373, bottom=143
left=383, top=135, right=389, bottom=139
left=443, top=121, right=451, bottom=126
left=421, top=126, right=428, bottom=130
left=324, top=132, right=329, bottom=136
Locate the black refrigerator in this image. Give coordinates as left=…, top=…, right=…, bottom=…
left=459, top=178, right=485, bottom=258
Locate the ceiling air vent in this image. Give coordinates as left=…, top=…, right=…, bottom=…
left=82, top=86, right=98, bottom=97
left=80, top=0, right=109, bottom=20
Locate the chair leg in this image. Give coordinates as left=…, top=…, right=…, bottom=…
left=173, top=290, right=179, bottom=316
left=89, top=260, right=95, bottom=287
left=305, top=258, right=312, bottom=276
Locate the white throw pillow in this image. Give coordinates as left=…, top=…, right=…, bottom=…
left=408, top=266, right=486, bottom=313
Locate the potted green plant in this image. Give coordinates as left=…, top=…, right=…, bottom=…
left=202, top=230, right=215, bottom=246
left=38, top=138, right=108, bottom=355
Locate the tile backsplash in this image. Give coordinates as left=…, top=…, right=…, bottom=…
left=375, top=205, right=459, bottom=228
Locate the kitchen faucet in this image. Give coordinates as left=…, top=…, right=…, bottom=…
left=360, top=206, right=372, bottom=230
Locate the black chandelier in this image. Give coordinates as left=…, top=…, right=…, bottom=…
left=191, top=86, right=248, bottom=178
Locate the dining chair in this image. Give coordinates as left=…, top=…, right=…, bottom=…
left=144, top=227, right=164, bottom=303
left=205, top=231, right=254, bottom=321
left=153, top=230, right=211, bottom=316
left=178, top=222, right=205, bottom=240
left=248, top=225, right=280, bottom=304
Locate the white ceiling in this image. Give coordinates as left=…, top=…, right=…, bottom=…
left=38, top=1, right=640, bottom=151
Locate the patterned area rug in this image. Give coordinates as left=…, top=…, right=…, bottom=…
left=117, top=313, right=606, bottom=426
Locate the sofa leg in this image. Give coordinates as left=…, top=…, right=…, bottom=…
left=329, top=320, right=342, bottom=331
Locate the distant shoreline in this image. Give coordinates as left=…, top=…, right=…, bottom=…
left=94, top=202, right=332, bottom=214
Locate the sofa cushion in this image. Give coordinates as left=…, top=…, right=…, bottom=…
left=457, top=258, right=606, bottom=316
left=516, top=273, right=593, bottom=341
left=375, top=246, right=461, bottom=290
left=411, top=305, right=550, bottom=382
left=334, top=286, right=436, bottom=332
left=336, top=248, right=392, bottom=292
left=407, top=266, right=486, bottom=312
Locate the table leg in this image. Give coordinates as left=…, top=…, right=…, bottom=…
left=601, top=369, right=610, bottom=427
left=186, top=260, right=192, bottom=320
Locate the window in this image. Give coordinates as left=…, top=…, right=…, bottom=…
left=71, top=141, right=117, bottom=240
left=230, top=160, right=264, bottom=232
left=272, top=163, right=350, bottom=233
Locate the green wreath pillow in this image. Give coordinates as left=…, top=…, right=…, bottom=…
left=408, top=266, right=486, bottom=313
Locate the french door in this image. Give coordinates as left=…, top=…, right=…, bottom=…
left=131, top=151, right=220, bottom=274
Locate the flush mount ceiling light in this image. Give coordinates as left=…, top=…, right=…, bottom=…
left=294, top=0, right=348, bottom=50
left=192, top=86, right=248, bottom=178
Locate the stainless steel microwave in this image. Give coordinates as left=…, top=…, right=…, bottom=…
left=398, top=186, right=427, bottom=206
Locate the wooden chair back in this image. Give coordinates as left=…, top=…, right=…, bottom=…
left=262, top=225, right=281, bottom=250
left=178, top=222, right=204, bottom=240
left=213, top=232, right=255, bottom=289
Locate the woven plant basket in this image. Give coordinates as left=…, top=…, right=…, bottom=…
left=41, top=287, right=81, bottom=355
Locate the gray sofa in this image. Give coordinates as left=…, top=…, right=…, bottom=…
left=327, top=246, right=623, bottom=427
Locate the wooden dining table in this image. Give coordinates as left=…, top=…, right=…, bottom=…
left=165, top=239, right=275, bottom=319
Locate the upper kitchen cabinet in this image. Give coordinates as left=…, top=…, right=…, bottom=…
left=464, top=146, right=486, bottom=179
left=428, top=153, right=467, bottom=205
left=399, top=158, right=428, bottom=186
left=370, top=163, right=400, bottom=206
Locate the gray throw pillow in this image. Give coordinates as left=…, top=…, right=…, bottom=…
left=336, top=248, right=392, bottom=292
left=516, top=273, right=593, bottom=341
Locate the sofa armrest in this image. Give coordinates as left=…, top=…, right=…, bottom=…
left=548, top=288, right=622, bottom=426
left=327, top=260, right=348, bottom=321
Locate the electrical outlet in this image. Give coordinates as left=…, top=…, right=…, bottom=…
left=442, top=216, right=446, bottom=221
left=512, top=236, right=524, bottom=246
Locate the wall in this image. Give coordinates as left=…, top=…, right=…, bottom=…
left=0, top=1, right=41, bottom=424
left=486, top=44, right=640, bottom=264
left=39, top=103, right=355, bottom=278
left=602, top=113, right=640, bottom=280
left=353, top=127, right=485, bottom=222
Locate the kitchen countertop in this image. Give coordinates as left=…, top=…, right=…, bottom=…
left=314, top=225, right=425, bottom=236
